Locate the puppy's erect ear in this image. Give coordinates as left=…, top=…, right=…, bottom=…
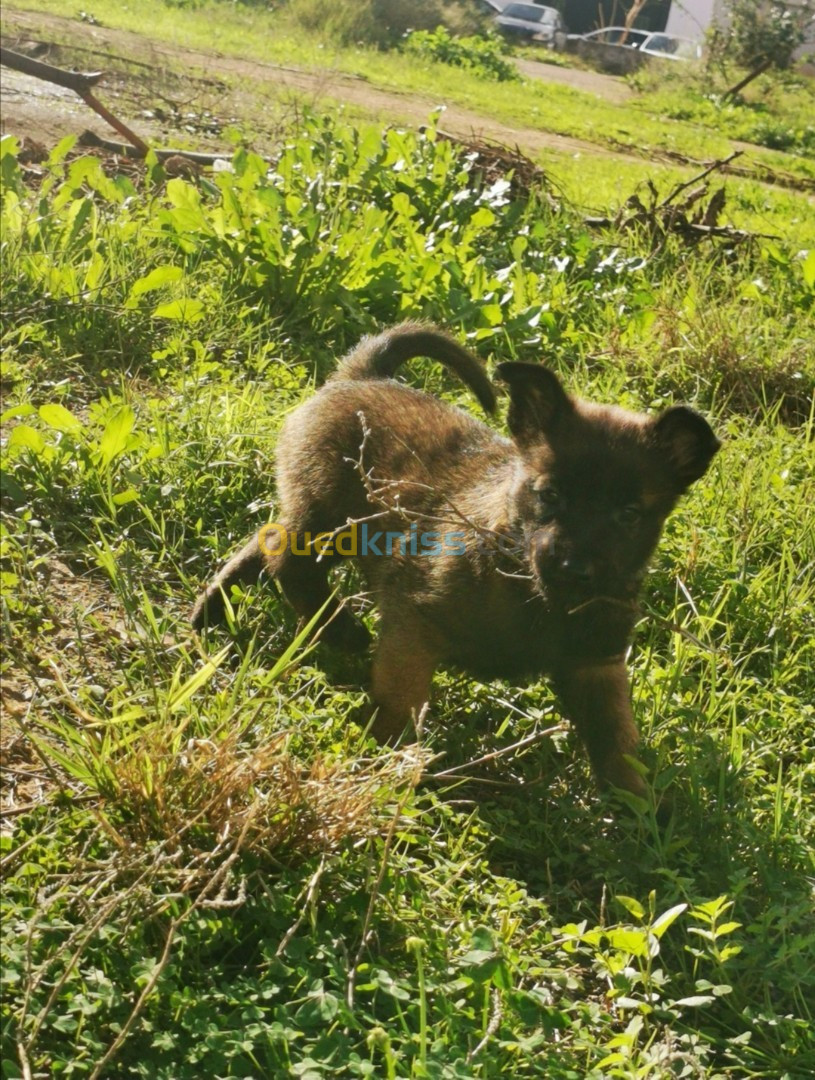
left=495, top=362, right=573, bottom=447
left=653, top=405, right=720, bottom=489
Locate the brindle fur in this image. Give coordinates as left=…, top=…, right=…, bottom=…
left=191, top=322, right=720, bottom=798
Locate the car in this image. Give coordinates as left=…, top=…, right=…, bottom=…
left=476, top=0, right=506, bottom=13
left=640, top=32, right=703, bottom=61
left=494, top=3, right=568, bottom=49
left=565, top=26, right=702, bottom=72
left=568, top=27, right=647, bottom=47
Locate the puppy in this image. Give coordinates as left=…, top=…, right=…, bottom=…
left=192, top=323, right=719, bottom=797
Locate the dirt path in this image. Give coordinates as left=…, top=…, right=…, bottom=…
left=0, top=7, right=637, bottom=164
left=514, top=56, right=632, bottom=103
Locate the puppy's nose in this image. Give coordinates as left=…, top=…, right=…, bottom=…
left=558, top=556, right=594, bottom=584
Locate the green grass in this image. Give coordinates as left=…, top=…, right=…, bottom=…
left=1, top=111, right=814, bottom=1077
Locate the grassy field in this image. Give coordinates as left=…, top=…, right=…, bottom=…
left=2, top=2, right=815, bottom=1077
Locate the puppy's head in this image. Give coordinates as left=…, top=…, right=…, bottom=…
left=496, top=363, right=720, bottom=609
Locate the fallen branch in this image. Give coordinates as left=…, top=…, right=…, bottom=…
left=0, top=45, right=149, bottom=155
left=78, top=129, right=231, bottom=166
left=583, top=216, right=778, bottom=244
left=660, top=150, right=742, bottom=208
left=0, top=45, right=102, bottom=94
left=655, top=146, right=814, bottom=194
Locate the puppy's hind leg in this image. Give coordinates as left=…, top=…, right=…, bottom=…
left=276, top=550, right=371, bottom=651
left=191, top=526, right=370, bottom=649
left=190, top=534, right=267, bottom=629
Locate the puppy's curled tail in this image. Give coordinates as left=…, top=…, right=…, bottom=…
left=332, top=322, right=496, bottom=414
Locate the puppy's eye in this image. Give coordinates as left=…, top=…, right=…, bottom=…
left=537, top=486, right=561, bottom=514
left=614, top=505, right=642, bottom=527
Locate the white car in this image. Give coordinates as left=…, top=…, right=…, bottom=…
left=494, top=4, right=568, bottom=49
left=568, top=27, right=702, bottom=63
left=640, top=32, right=703, bottom=61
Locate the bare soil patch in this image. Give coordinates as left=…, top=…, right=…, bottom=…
left=514, top=56, right=632, bottom=103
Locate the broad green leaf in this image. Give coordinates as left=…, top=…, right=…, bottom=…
left=0, top=134, right=20, bottom=158
left=480, top=303, right=503, bottom=327
left=718, top=944, right=743, bottom=961
left=651, top=902, right=687, bottom=938
left=692, top=895, right=732, bottom=921
left=392, top=192, right=415, bottom=217
left=470, top=207, right=496, bottom=229
left=128, top=265, right=184, bottom=304
left=458, top=927, right=502, bottom=983
left=512, top=235, right=528, bottom=260
left=0, top=571, right=20, bottom=592
left=8, top=425, right=45, bottom=453
left=48, top=134, right=77, bottom=166
left=614, top=996, right=650, bottom=1011
left=595, top=1053, right=626, bottom=1069
left=1, top=188, right=22, bottom=230
left=97, top=406, right=135, bottom=467
left=294, top=989, right=339, bottom=1026
left=166, top=177, right=201, bottom=209
left=491, top=960, right=512, bottom=990
left=615, top=895, right=645, bottom=921
left=605, top=928, right=650, bottom=957
left=38, top=403, right=82, bottom=434
left=374, top=969, right=411, bottom=1000
left=152, top=299, right=204, bottom=322
left=713, top=921, right=742, bottom=936
left=62, top=196, right=93, bottom=250
left=1, top=404, right=36, bottom=423
left=84, top=251, right=106, bottom=293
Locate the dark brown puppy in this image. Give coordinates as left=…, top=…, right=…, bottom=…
left=191, top=323, right=720, bottom=798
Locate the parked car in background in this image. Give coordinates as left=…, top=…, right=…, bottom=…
left=640, top=32, right=702, bottom=61
left=565, top=26, right=702, bottom=72
left=568, top=27, right=649, bottom=50
left=494, top=4, right=568, bottom=48
left=476, top=0, right=506, bottom=13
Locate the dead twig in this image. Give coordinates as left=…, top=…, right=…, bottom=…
left=428, top=126, right=560, bottom=204
left=428, top=723, right=567, bottom=781
left=275, top=855, right=326, bottom=957
left=466, top=987, right=504, bottom=1064
left=659, top=150, right=743, bottom=207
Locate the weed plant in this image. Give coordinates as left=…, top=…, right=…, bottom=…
left=403, top=27, right=519, bottom=83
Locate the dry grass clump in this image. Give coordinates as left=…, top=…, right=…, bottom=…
left=107, top=728, right=432, bottom=862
